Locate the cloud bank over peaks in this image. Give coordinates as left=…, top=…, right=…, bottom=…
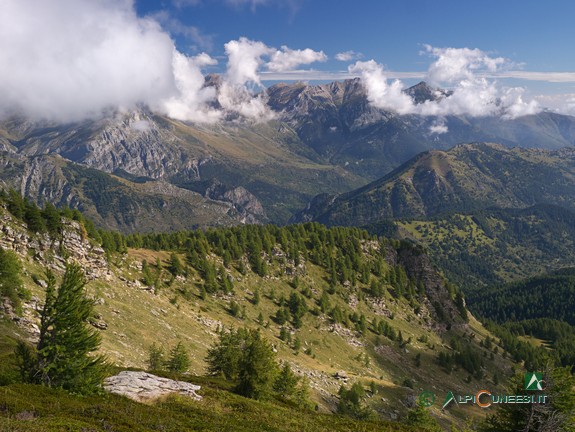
left=353, top=45, right=541, bottom=120
left=0, top=0, right=546, bottom=124
left=0, top=0, right=177, bottom=122
left=348, top=61, right=415, bottom=115
left=0, top=1, right=324, bottom=123
left=216, top=38, right=326, bottom=120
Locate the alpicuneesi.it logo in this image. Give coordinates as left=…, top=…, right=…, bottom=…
left=525, top=372, right=545, bottom=391
left=420, top=372, right=549, bottom=410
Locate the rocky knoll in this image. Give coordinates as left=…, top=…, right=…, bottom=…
left=104, top=371, right=202, bottom=402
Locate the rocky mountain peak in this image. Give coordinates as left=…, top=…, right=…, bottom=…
left=403, top=81, right=452, bottom=104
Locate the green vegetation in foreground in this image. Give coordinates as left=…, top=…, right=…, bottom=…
left=16, top=264, right=107, bottom=394
left=5, top=188, right=575, bottom=431
left=0, top=381, right=417, bottom=432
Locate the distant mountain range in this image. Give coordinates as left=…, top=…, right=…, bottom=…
left=294, top=143, right=575, bottom=226
left=267, top=79, right=575, bottom=178
left=1, top=79, right=575, bottom=231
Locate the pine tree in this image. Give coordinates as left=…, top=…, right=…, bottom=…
left=337, top=382, right=373, bottom=420
left=0, top=248, right=24, bottom=307
left=274, top=363, right=300, bottom=398
left=206, top=327, right=245, bottom=380
left=24, top=199, right=46, bottom=233
left=147, top=343, right=165, bottom=371
left=167, top=341, right=190, bottom=373
left=236, top=330, right=278, bottom=400
left=253, top=288, right=261, bottom=305
left=404, top=405, right=443, bottom=431
left=141, top=260, right=154, bottom=286
left=42, top=202, right=62, bottom=235
left=168, top=253, right=183, bottom=277
left=22, top=264, right=107, bottom=393
left=6, top=189, right=25, bottom=219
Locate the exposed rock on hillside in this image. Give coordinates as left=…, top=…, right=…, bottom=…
left=104, top=371, right=202, bottom=402
left=0, top=208, right=108, bottom=279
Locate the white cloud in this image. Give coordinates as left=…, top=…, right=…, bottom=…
left=217, top=38, right=327, bottom=120
left=348, top=60, right=416, bottom=115
left=267, top=46, right=327, bottom=72
left=0, top=2, right=322, bottom=123
left=534, top=93, right=575, bottom=115
left=493, top=71, right=575, bottom=83
left=345, top=47, right=542, bottom=119
left=335, top=50, right=362, bottom=62
left=424, top=45, right=506, bottom=85
left=420, top=46, right=540, bottom=118
left=0, top=0, right=179, bottom=122
left=223, top=37, right=273, bottom=86
left=217, top=37, right=275, bottom=120
left=0, top=0, right=558, bottom=124
left=162, top=52, right=222, bottom=122
left=429, top=119, right=448, bottom=134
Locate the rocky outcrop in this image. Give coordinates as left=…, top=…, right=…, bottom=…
left=0, top=153, right=262, bottom=232
left=3, top=109, right=201, bottom=181
left=394, top=241, right=466, bottom=330
left=0, top=209, right=108, bottom=279
left=204, top=181, right=267, bottom=224
left=104, top=371, right=202, bottom=402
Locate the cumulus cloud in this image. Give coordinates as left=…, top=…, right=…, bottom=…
left=348, top=46, right=541, bottom=119
left=267, top=46, right=327, bottom=72
left=223, top=38, right=273, bottom=86
left=534, top=94, right=575, bottom=115
left=335, top=50, right=362, bottom=62
left=424, top=45, right=506, bottom=85
left=0, top=0, right=178, bottom=122
left=162, top=52, right=222, bottom=122
left=0, top=1, right=325, bottom=123
left=348, top=61, right=415, bottom=115
left=420, top=46, right=540, bottom=118
left=217, top=38, right=327, bottom=120
left=0, top=0, right=547, bottom=124
left=216, top=37, right=274, bottom=120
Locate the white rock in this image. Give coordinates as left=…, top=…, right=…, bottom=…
left=104, top=371, right=202, bottom=403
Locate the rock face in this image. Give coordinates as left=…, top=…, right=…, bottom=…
left=104, top=371, right=202, bottom=402
left=0, top=209, right=108, bottom=279
left=204, top=181, right=267, bottom=224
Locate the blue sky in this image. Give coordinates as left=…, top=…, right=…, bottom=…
left=135, top=0, right=575, bottom=93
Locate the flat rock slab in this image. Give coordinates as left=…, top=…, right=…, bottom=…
left=104, top=371, right=202, bottom=402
